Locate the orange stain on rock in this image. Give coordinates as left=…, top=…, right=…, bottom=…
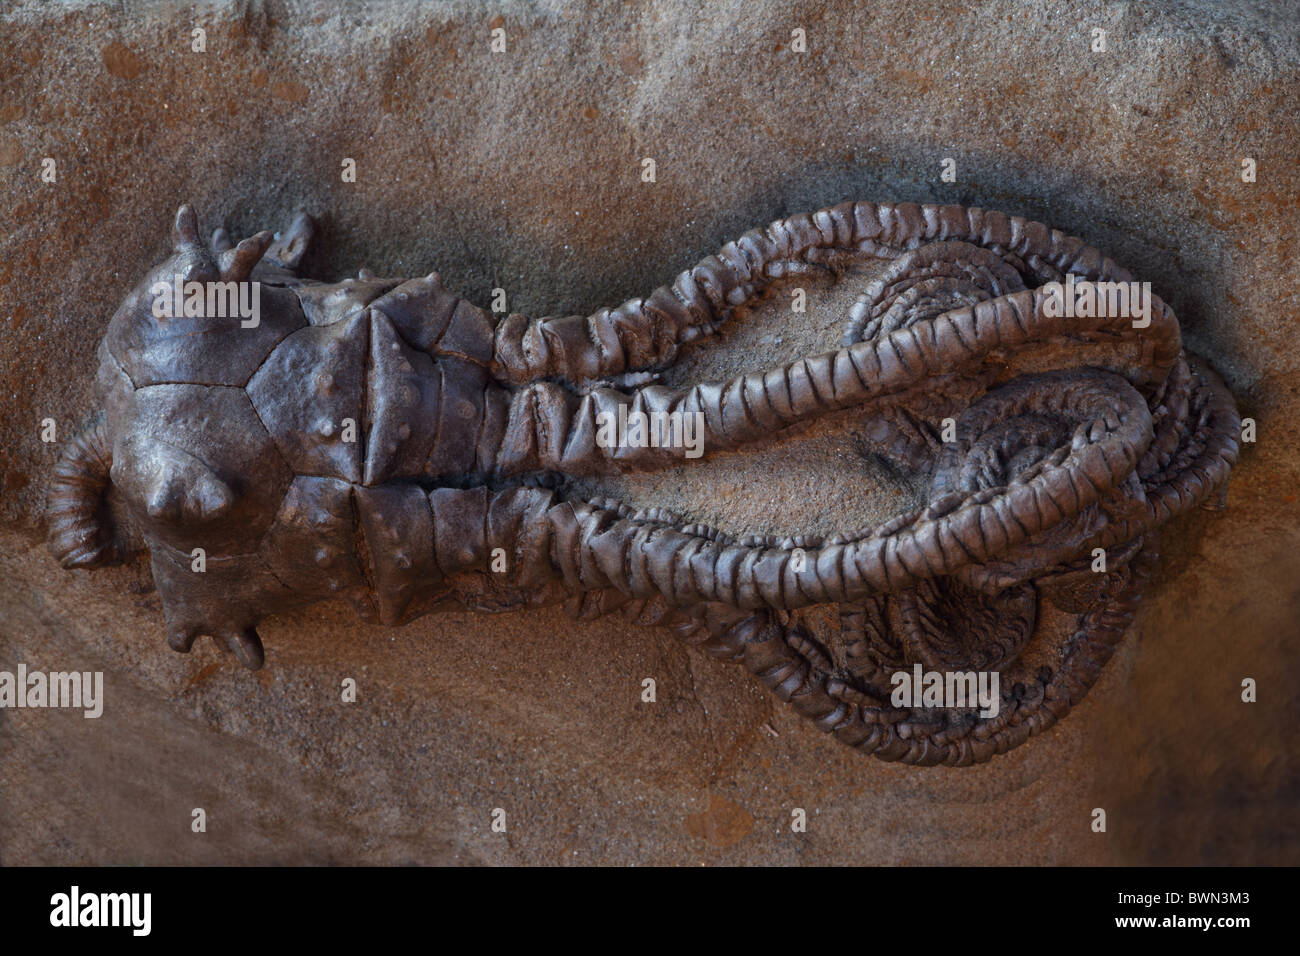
left=891, top=67, right=934, bottom=96
left=684, top=794, right=754, bottom=847
left=271, top=79, right=309, bottom=103
left=0, top=137, right=21, bottom=166
left=101, top=41, right=142, bottom=80
left=619, top=50, right=644, bottom=75
left=185, top=662, right=223, bottom=689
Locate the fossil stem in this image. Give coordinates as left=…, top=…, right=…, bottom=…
left=494, top=284, right=1179, bottom=477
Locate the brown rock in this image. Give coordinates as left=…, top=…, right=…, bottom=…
left=0, top=0, right=1295, bottom=866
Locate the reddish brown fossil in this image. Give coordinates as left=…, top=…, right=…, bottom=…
left=47, top=201, right=1240, bottom=765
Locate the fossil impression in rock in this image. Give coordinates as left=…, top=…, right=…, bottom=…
left=47, top=201, right=1240, bottom=766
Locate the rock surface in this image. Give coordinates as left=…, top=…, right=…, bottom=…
left=1, top=0, right=1296, bottom=864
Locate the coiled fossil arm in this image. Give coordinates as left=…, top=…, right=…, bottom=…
left=47, top=416, right=117, bottom=569
left=490, top=201, right=1138, bottom=387
left=493, top=279, right=1180, bottom=477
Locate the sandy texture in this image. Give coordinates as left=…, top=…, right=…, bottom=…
left=0, top=0, right=1296, bottom=864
